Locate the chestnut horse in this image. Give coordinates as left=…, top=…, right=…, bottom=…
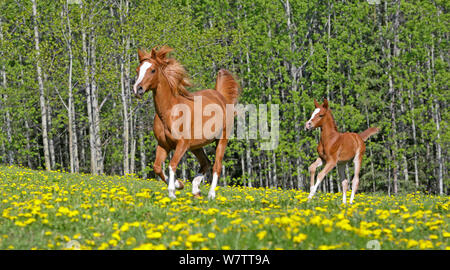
left=305, top=99, right=379, bottom=204
left=133, top=46, right=239, bottom=200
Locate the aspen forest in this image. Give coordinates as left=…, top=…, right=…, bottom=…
left=0, top=0, right=448, bottom=195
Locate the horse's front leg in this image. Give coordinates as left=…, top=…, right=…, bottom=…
left=167, top=141, right=188, bottom=199
left=153, top=145, right=168, bottom=183
left=208, top=139, right=228, bottom=200
left=308, top=159, right=337, bottom=202
left=308, top=157, right=323, bottom=191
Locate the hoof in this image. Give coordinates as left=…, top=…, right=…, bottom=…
left=176, top=179, right=184, bottom=190
left=193, top=193, right=202, bottom=199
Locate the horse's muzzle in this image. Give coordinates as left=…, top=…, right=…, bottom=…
left=135, top=85, right=144, bottom=99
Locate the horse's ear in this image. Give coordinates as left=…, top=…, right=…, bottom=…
left=150, top=47, right=157, bottom=59
left=314, top=99, right=320, bottom=108
left=323, top=98, right=329, bottom=109
left=157, top=45, right=173, bottom=60
left=138, top=49, right=147, bottom=61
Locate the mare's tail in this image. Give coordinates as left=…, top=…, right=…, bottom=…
left=215, top=69, right=240, bottom=105
left=359, top=127, right=380, bottom=142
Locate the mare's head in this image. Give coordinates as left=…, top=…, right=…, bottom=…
left=305, top=99, right=330, bottom=130
left=133, top=46, right=191, bottom=99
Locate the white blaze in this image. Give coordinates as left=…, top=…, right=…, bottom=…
left=133, top=62, right=152, bottom=94
left=308, top=108, right=321, bottom=122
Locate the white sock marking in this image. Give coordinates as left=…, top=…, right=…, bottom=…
left=168, top=166, right=176, bottom=199
left=192, top=174, right=204, bottom=195
left=208, top=173, right=218, bottom=199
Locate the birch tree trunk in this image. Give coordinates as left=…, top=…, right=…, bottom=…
left=81, top=3, right=97, bottom=174
left=24, top=119, right=32, bottom=168
left=46, top=97, right=55, bottom=168
left=90, top=35, right=103, bottom=174
left=120, top=57, right=129, bottom=174
left=119, top=0, right=130, bottom=175
left=63, top=1, right=79, bottom=173
left=241, top=153, right=245, bottom=186
left=32, top=0, right=51, bottom=171
left=19, top=54, right=32, bottom=168
left=0, top=18, right=13, bottom=165
left=139, top=120, right=146, bottom=179
left=246, top=144, right=252, bottom=187
left=327, top=2, right=333, bottom=192
left=385, top=0, right=399, bottom=194
left=128, top=40, right=136, bottom=175
left=429, top=37, right=443, bottom=195
left=408, top=80, right=419, bottom=187
left=272, top=144, right=277, bottom=188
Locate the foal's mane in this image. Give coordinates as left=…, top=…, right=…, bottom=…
left=325, top=108, right=339, bottom=132
left=154, top=46, right=193, bottom=100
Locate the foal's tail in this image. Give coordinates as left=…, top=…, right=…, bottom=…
left=215, top=69, right=240, bottom=105
left=359, top=127, right=380, bottom=142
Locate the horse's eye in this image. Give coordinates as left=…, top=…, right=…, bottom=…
left=151, top=69, right=156, bottom=73
left=319, top=114, right=324, bottom=117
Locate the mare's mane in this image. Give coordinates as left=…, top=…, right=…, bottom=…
left=154, top=46, right=193, bottom=100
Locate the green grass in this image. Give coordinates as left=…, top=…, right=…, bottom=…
left=0, top=165, right=448, bottom=250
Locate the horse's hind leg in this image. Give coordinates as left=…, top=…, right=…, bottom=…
left=208, top=139, right=228, bottom=200
left=337, top=163, right=348, bottom=204
left=349, top=148, right=364, bottom=204
left=191, top=148, right=211, bottom=197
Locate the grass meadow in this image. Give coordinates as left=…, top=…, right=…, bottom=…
left=0, top=165, right=448, bottom=250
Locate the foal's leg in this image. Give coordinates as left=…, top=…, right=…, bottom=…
left=349, top=150, right=364, bottom=204
left=167, top=142, right=189, bottom=199
left=191, top=148, right=212, bottom=197
left=308, top=160, right=337, bottom=201
left=208, top=139, right=228, bottom=200
left=337, top=163, right=348, bottom=205
left=309, top=158, right=323, bottom=190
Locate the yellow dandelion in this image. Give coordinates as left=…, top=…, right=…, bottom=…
left=293, top=233, right=307, bottom=243
left=257, top=231, right=267, bottom=240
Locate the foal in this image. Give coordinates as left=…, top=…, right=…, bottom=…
left=305, top=99, right=379, bottom=204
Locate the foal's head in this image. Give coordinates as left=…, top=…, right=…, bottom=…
left=133, top=46, right=191, bottom=99
left=305, top=99, right=330, bottom=130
